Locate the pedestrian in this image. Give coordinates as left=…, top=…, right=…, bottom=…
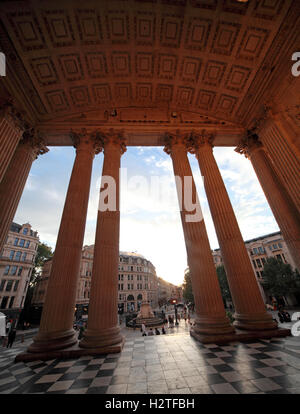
left=7, top=328, right=16, bottom=348
left=187, top=313, right=191, bottom=324
left=148, top=328, right=154, bottom=336
left=155, top=327, right=160, bottom=335
left=162, top=326, right=166, bottom=334
left=6, top=320, right=12, bottom=335
left=78, top=323, right=85, bottom=340
left=141, top=323, right=147, bottom=336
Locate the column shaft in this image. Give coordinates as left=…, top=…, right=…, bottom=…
left=0, top=105, right=25, bottom=183
left=165, top=135, right=234, bottom=339
left=80, top=134, right=125, bottom=350
left=248, top=146, right=300, bottom=271
left=28, top=135, right=97, bottom=353
left=259, top=119, right=300, bottom=213
left=194, top=138, right=277, bottom=331
left=0, top=137, right=46, bottom=253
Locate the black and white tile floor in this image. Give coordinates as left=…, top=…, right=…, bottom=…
left=1, top=327, right=300, bottom=394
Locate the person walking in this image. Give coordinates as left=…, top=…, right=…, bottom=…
left=162, top=325, right=166, bottom=334
left=155, top=327, right=160, bottom=335
left=141, top=323, right=147, bottom=336
left=7, top=328, right=16, bottom=348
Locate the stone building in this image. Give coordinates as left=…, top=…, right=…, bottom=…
left=212, top=231, right=300, bottom=306
left=157, top=277, right=182, bottom=306
left=0, top=222, right=39, bottom=320
left=32, top=247, right=159, bottom=314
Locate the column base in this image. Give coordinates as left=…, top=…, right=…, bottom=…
left=15, top=338, right=124, bottom=363
left=190, top=327, right=291, bottom=345
left=79, top=326, right=124, bottom=350
left=193, top=315, right=235, bottom=336
left=27, top=329, right=78, bottom=353
left=233, top=312, right=278, bottom=331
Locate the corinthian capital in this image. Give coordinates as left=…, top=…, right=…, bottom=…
left=186, top=129, right=215, bottom=154
left=97, top=128, right=127, bottom=154
left=70, top=128, right=103, bottom=154
left=234, top=129, right=264, bottom=158
left=0, top=98, right=28, bottom=131
left=22, top=128, right=49, bottom=159
left=163, top=130, right=188, bottom=154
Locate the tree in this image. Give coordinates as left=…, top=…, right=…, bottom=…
left=19, top=242, right=53, bottom=325
left=216, top=265, right=232, bottom=305
left=262, top=257, right=300, bottom=300
left=182, top=270, right=194, bottom=304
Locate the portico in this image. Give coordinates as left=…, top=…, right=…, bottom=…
left=0, top=0, right=298, bottom=361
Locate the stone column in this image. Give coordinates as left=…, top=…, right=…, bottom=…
left=189, top=130, right=277, bottom=331
left=28, top=130, right=101, bottom=353
left=0, top=100, right=27, bottom=183
left=79, top=129, right=126, bottom=352
left=163, top=131, right=234, bottom=342
left=235, top=134, right=300, bottom=271
left=258, top=115, right=300, bottom=213
left=0, top=130, right=48, bottom=254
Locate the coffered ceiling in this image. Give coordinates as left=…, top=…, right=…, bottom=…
left=0, top=0, right=298, bottom=146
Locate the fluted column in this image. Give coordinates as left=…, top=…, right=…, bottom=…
left=80, top=129, right=126, bottom=351
left=0, top=100, right=27, bottom=183
left=28, top=130, right=101, bottom=353
left=235, top=134, right=300, bottom=271
left=163, top=131, right=234, bottom=341
left=0, top=130, right=48, bottom=253
left=258, top=115, right=300, bottom=213
left=189, top=130, right=277, bottom=331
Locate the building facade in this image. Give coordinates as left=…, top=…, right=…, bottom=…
left=0, top=222, right=39, bottom=319
left=157, top=277, right=183, bottom=306
left=32, top=247, right=160, bottom=314
left=212, top=231, right=299, bottom=306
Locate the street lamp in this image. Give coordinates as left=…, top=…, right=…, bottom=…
left=170, top=299, right=179, bottom=325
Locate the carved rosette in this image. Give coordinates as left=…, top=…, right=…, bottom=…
left=21, top=128, right=49, bottom=160
left=235, top=129, right=264, bottom=159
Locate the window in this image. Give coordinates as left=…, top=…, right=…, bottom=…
left=1, top=296, right=9, bottom=309
left=14, top=238, right=19, bottom=246
left=19, top=239, right=25, bottom=247
left=258, top=247, right=264, bottom=254
left=18, top=267, right=23, bottom=276
left=128, top=284, right=131, bottom=290
left=278, top=242, right=282, bottom=248
left=273, top=244, right=278, bottom=250
left=10, top=266, right=17, bottom=275
left=15, top=251, right=21, bottom=261
left=13, top=281, right=19, bottom=291
left=23, top=228, right=28, bottom=235
left=253, top=248, right=258, bottom=254
left=261, top=258, right=266, bottom=265
left=21, top=253, right=27, bottom=262
left=252, top=260, right=257, bottom=269
left=131, top=266, right=133, bottom=271
left=25, top=241, right=30, bottom=248
left=256, top=259, right=262, bottom=268
left=4, top=265, right=10, bottom=275
left=8, top=296, right=15, bottom=308
left=0, top=280, right=5, bottom=291
left=9, top=250, right=15, bottom=260
left=5, top=280, right=13, bottom=291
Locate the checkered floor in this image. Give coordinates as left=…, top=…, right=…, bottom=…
left=1, top=329, right=300, bottom=394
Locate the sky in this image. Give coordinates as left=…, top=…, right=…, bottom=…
left=13, top=145, right=280, bottom=286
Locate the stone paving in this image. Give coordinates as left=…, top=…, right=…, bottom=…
left=0, top=318, right=300, bottom=394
